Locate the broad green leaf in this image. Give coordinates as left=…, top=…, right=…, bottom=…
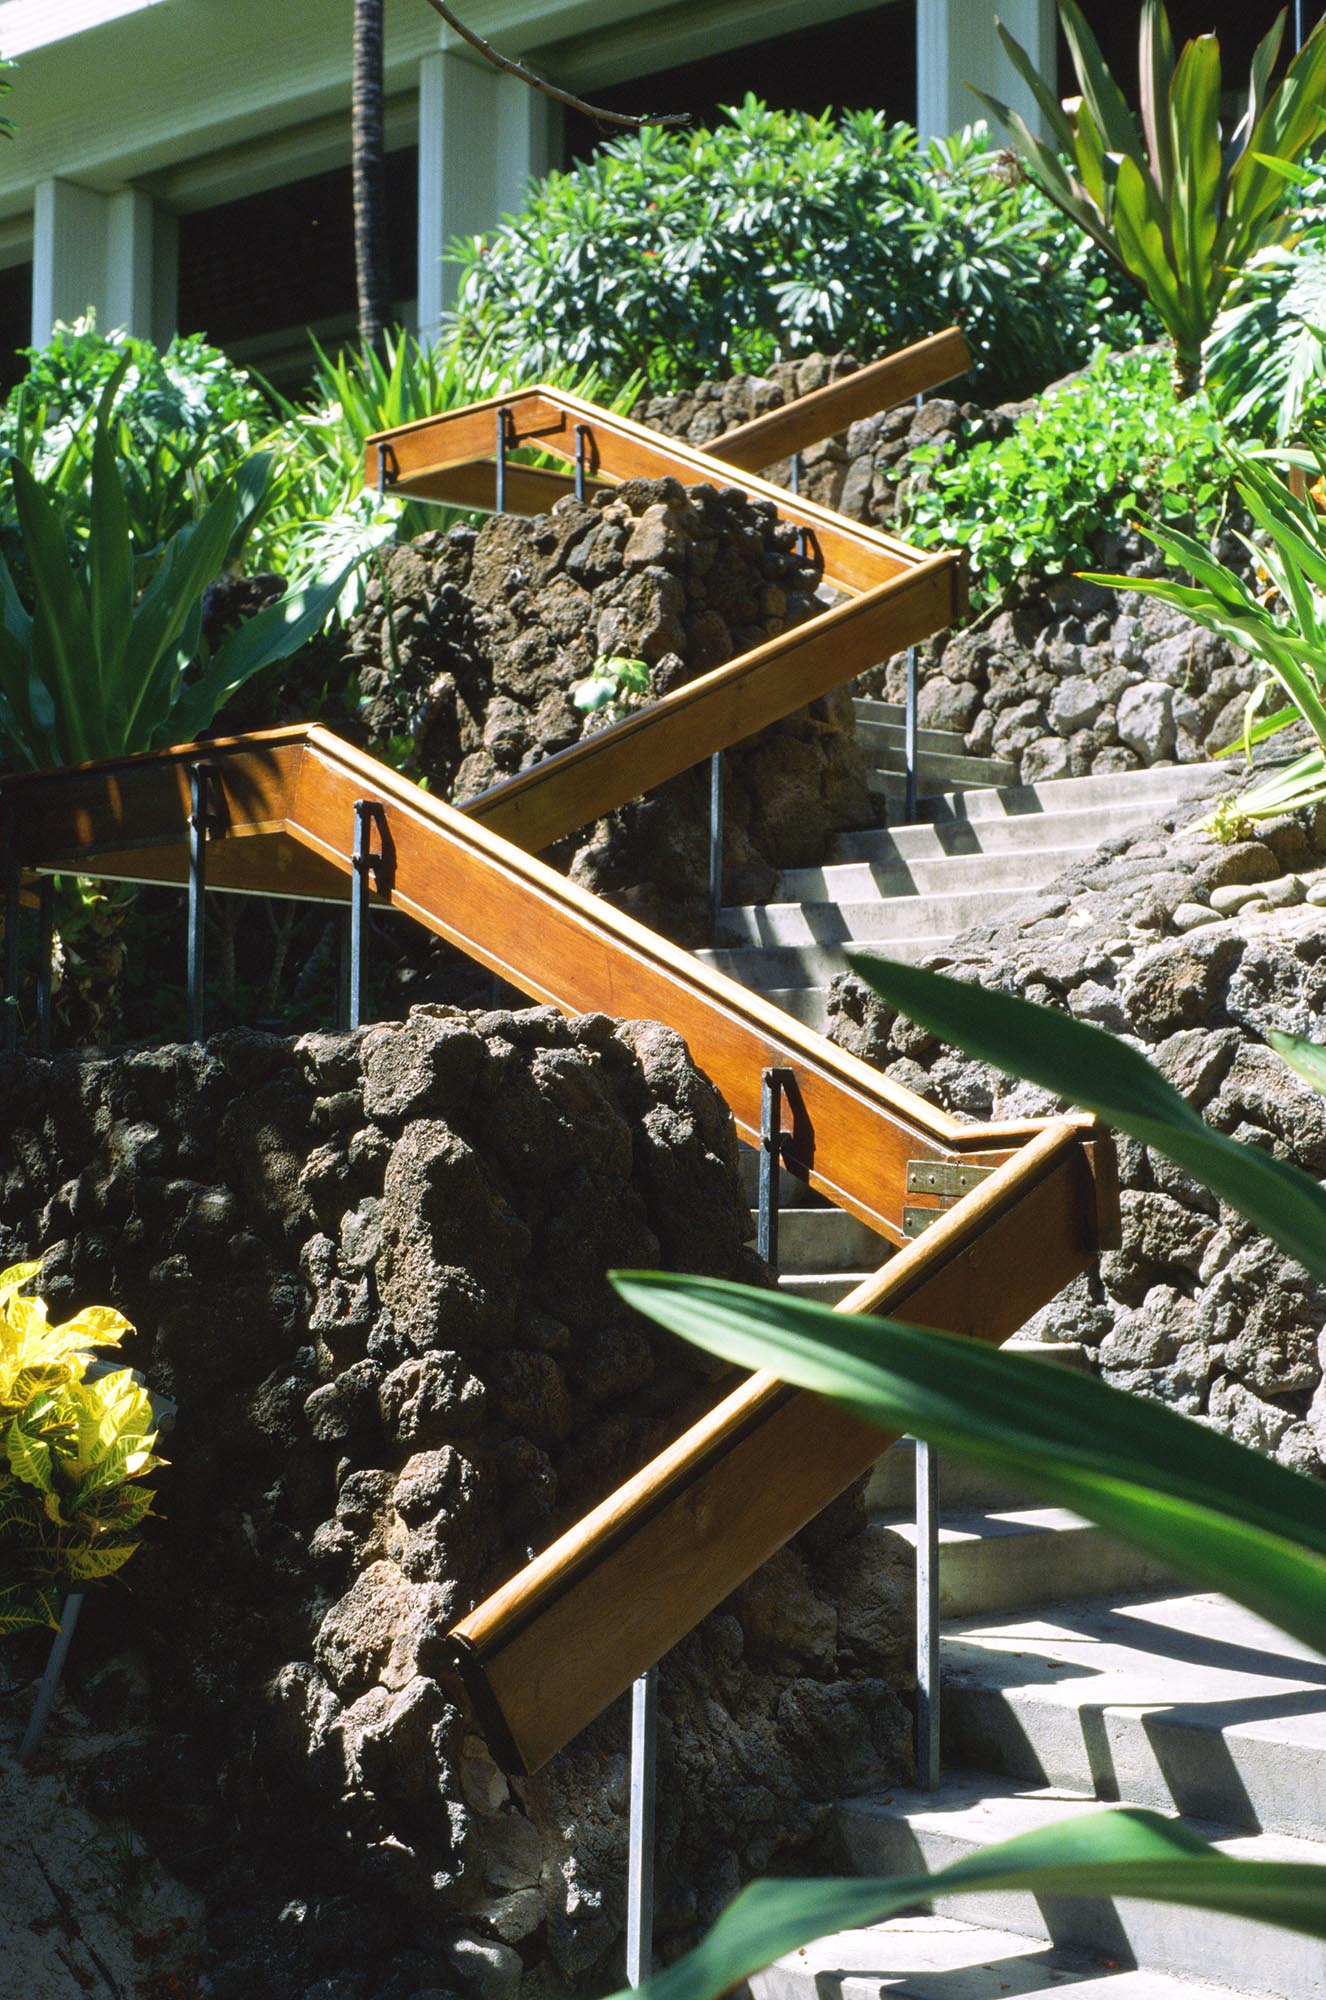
left=1168, top=34, right=1222, bottom=319
left=607, top=1807, right=1326, bottom=2000
left=4, top=1417, right=53, bottom=1494
left=1138, top=0, right=1176, bottom=197
left=1269, top=1030, right=1326, bottom=1098
left=168, top=557, right=357, bottom=745
left=612, top=1273, right=1326, bottom=1655
left=844, top=955, right=1326, bottom=1284
left=9, top=457, right=96, bottom=765
left=1058, top=0, right=1143, bottom=159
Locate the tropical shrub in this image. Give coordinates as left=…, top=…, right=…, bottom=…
left=607, top=952, right=1326, bottom=2000
left=448, top=102, right=1151, bottom=401
left=0, top=364, right=350, bottom=771
left=905, top=345, right=1230, bottom=607
left=0, top=317, right=275, bottom=571
left=1086, top=447, right=1326, bottom=823
left=1206, top=157, right=1326, bottom=440
left=1, top=1260, right=161, bottom=1635
left=975, top=0, right=1326, bottom=398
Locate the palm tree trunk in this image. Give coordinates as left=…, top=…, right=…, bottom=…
left=352, top=0, right=391, bottom=354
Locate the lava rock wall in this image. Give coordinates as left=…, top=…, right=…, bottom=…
left=830, top=781, right=1326, bottom=1479
left=0, top=1007, right=911, bottom=2000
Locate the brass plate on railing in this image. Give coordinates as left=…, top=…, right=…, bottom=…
left=906, top=1161, right=995, bottom=1200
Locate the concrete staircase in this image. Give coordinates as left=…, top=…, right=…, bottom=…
left=700, top=701, right=1221, bottom=1032
left=749, top=1445, right=1326, bottom=2000
left=725, top=719, right=1322, bottom=2000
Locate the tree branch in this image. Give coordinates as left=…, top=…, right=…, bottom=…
left=421, top=0, right=691, bottom=129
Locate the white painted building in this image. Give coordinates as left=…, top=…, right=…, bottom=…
left=0, top=0, right=1256, bottom=383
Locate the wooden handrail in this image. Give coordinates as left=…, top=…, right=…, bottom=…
left=707, top=326, right=971, bottom=473
left=1, top=727, right=1114, bottom=1245
left=451, top=1119, right=1102, bottom=1774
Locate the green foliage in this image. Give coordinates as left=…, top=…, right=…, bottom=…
left=448, top=102, right=1150, bottom=401
left=261, top=327, right=639, bottom=616
left=0, top=1260, right=161, bottom=1635
left=0, top=362, right=351, bottom=771
left=975, top=1, right=1326, bottom=397
left=571, top=654, right=651, bottom=721
left=605, top=952, right=1326, bottom=2000
left=0, top=317, right=275, bottom=572
left=1084, top=447, right=1326, bottom=822
left=1206, top=158, right=1326, bottom=439
left=905, top=345, right=1230, bottom=606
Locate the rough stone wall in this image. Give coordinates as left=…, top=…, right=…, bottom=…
left=829, top=776, right=1326, bottom=1478
left=642, top=356, right=1260, bottom=785
left=322, top=476, right=871, bottom=943
left=0, top=1007, right=911, bottom=2000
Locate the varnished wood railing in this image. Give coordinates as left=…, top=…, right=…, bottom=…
left=0, top=334, right=1116, bottom=1777
left=0, top=726, right=1113, bottom=1243
left=707, top=326, right=971, bottom=473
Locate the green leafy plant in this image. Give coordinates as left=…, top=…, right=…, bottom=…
left=449, top=102, right=1149, bottom=401
left=571, top=654, right=651, bottom=721
left=905, top=345, right=1230, bottom=606
left=1084, top=446, right=1326, bottom=822
left=974, top=1, right=1326, bottom=397
left=603, top=951, right=1326, bottom=2000
left=1, top=1260, right=161, bottom=1635
left=0, top=362, right=351, bottom=771
left=0, top=317, right=275, bottom=573
left=1206, top=157, right=1326, bottom=439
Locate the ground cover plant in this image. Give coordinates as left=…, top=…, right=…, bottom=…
left=904, top=344, right=1229, bottom=607
left=448, top=101, right=1151, bottom=401
left=976, top=0, right=1326, bottom=398
left=609, top=952, right=1326, bottom=2000
left=1206, top=156, right=1326, bottom=440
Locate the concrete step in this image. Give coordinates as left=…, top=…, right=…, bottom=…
left=778, top=1271, right=875, bottom=1305
left=775, top=843, right=1096, bottom=908
left=852, top=697, right=970, bottom=752
left=941, top=1591, right=1326, bottom=1844
left=755, top=1204, right=891, bottom=1274
left=870, top=759, right=1020, bottom=800
left=827, top=796, right=1199, bottom=872
left=696, top=937, right=944, bottom=995
left=866, top=1436, right=1031, bottom=1516
left=901, top=761, right=1218, bottom=828
left=838, top=1776, right=1326, bottom=2000
left=751, top=1911, right=1258, bottom=2000
left=867, top=1509, right=1185, bottom=1621
left=715, top=881, right=1059, bottom=950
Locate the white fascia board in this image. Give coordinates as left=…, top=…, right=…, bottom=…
left=531, top=0, right=897, bottom=92
left=0, top=0, right=174, bottom=60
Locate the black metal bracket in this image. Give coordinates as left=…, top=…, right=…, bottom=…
left=495, top=407, right=514, bottom=515
left=708, top=751, right=724, bottom=947
left=574, top=423, right=593, bottom=503
left=375, top=441, right=399, bottom=499
left=187, top=761, right=226, bottom=1044
left=349, top=800, right=391, bottom=1031
left=757, top=1068, right=796, bottom=1273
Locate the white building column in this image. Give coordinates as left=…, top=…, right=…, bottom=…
left=32, top=176, right=175, bottom=345
left=916, top=0, right=1057, bottom=141
left=417, top=45, right=561, bottom=343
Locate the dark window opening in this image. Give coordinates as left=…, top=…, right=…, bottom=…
left=177, top=148, right=418, bottom=389
left=563, top=7, right=913, bottom=166
left=0, top=262, right=32, bottom=391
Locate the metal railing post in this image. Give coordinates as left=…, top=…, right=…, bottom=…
left=3, top=822, right=19, bottom=1053
left=186, top=762, right=216, bottom=1044
left=708, top=751, right=724, bottom=946
left=903, top=390, right=924, bottom=823
left=349, top=801, right=390, bottom=1032
left=575, top=424, right=591, bottom=503
left=915, top=1437, right=941, bottom=1790
left=625, top=1664, right=658, bottom=1987
left=18, top=1592, right=84, bottom=1766
left=758, top=1068, right=794, bottom=1272
left=36, top=877, right=53, bottom=1055
left=495, top=408, right=511, bottom=516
